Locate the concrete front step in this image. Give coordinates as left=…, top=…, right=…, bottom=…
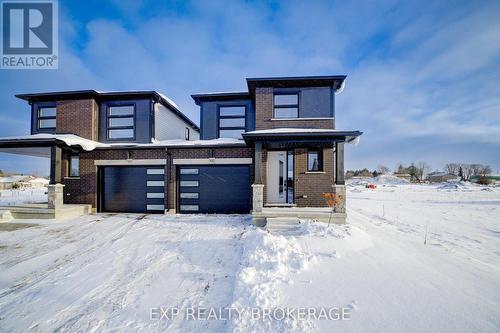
left=0, top=210, right=14, bottom=222
left=266, top=217, right=302, bottom=234
left=0, top=204, right=92, bottom=220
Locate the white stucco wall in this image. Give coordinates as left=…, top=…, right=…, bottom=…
left=154, top=103, right=199, bottom=141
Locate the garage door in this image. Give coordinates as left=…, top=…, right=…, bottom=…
left=178, top=165, right=251, bottom=214
left=101, top=166, right=165, bottom=213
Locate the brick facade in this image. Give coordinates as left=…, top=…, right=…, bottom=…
left=259, top=147, right=333, bottom=208
left=62, top=147, right=254, bottom=211
left=255, top=87, right=334, bottom=130
left=56, top=99, right=99, bottom=140
left=62, top=148, right=166, bottom=208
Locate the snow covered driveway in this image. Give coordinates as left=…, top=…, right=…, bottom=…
left=0, top=184, right=499, bottom=332
left=0, top=214, right=250, bottom=332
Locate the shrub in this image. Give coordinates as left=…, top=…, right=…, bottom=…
left=11, top=183, right=20, bottom=189
left=476, top=176, right=493, bottom=185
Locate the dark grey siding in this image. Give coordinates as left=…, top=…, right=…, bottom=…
left=98, top=98, right=153, bottom=143
left=199, top=98, right=255, bottom=140
left=31, top=101, right=57, bottom=134
left=274, top=87, right=334, bottom=118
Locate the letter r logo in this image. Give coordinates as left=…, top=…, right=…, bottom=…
left=2, top=2, right=54, bottom=54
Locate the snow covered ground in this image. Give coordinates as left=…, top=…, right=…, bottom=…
left=0, top=183, right=499, bottom=332
left=0, top=188, right=47, bottom=206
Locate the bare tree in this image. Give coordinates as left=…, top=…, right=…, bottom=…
left=395, top=163, right=406, bottom=174
left=377, top=165, right=390, bottom=175
left=479, top=165, right=492, bottom=176
left=416, top=162, right=431, bottom=182
left=461, top=164, right=473, bottom=181
left=444, top=163, right=460, bottom=175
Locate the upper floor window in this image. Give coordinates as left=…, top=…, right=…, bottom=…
left=218, top=106, right=246, bottom=139
left=38, top=107, right=56, bottom=129
left=308, top=149, right=323, bottom=172
left=107, top=105, right=135, bottom=140
left=274, top=93, right=299, bottom=118
left=185, top=127, right=190, bottom=140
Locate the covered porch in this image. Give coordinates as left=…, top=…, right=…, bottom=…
left=242, top=128, right=362, bottom=226
left=0, top=135, right=94, bottom=220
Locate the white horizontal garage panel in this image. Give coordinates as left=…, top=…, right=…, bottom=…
left=173, top=158, right=252, bottom=165
left=147, top=181, right=165, bottom=187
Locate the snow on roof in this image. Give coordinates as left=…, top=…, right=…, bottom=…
left=0, top=134, right=108, bottom=151
left=29, top=177, right=49, bottom=184
left=156, top=92, right=180, bottom=110
left=0, top=134, right=245, bottom=151
left=0, top=175, right=30, bottom=183
left=245, top=128, right=343, bottom=134
left=150, top=138, right=245, bottom=147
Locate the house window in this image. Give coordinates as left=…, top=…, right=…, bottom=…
left=107, top=105, right=135, bottom=140
left=274, top=93, right=299, bottom=118
left=185, top=127, right=190, bottom=140
left=69, top=155, right=79, bottom=177
left=38, top=106, right=56, bottom=129
left=218, top=106, right=245, bottom=139
left=308, top=149, right=323, bottom=171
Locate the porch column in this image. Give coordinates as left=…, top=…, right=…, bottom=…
left=333, top=141, right=346, bottom=213
left=252, top=142, right=264, bottom=214
left=49, top=145, right=62, bottom=184
left=254, top=142, right=263, bottom=184
left=335, top=141, right=345, bottom=185
left=48, top=145, right=64, bottom=209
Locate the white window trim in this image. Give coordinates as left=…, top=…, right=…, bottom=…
left=173, top=158, right=252, bottom=165
left=94, top=159, right=166, bottom=166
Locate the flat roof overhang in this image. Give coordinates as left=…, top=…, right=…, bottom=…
left=0, top=138, right=81, bottom=158
left=242, top=130, right=362, bottom=149
left=246, top=75, right=346, bottom=95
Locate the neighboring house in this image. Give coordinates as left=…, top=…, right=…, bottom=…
left=0, top=76, right=362, bottom=222
left=427, top=172, right=459, bottom=183
left=0, top=175, right=48, bottom=189
left=393, top=173, right=412, bottom=182
left=28, top=177, right=50, bottom=188
left=0, top=175, right=30, bottom=190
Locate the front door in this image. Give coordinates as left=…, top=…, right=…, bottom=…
left=267, top=151, right=293, bottom=203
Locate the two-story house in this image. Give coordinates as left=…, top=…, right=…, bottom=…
left=0, top=76, right=362, bottom=223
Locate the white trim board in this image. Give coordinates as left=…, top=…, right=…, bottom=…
left=173, top=158, right=253, bottom=165
left=94, top=159, right=167, bottom=166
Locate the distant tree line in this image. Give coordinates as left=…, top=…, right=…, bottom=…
left=345, top=162, right=492, bottom=183
left=444, top=163, right=491, bottom=181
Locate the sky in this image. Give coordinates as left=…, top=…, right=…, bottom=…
left=0, top=0, right=499, bottom=176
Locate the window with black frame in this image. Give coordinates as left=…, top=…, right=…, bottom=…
left=38, top=106, right=56, bottom=129
left=107, top=105, right=135, bottom=140
left=218, top=106, right=246, bottom=139
left=69, top=155, right=79, bottom=177
left=274, top=93, right=299, bottom=118
left=308, top=149, right=323, bottom=171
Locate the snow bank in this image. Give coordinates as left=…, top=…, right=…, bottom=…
left=230, top=228, right=316, bottom=332
left=437, top=181, right=469, bottom=191
left=372, top=175, right=410, bottom=185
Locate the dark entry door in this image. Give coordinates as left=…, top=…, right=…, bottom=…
left=178, top=165, right=251, bottom=214
left=101, top=166, right=165, bottom=213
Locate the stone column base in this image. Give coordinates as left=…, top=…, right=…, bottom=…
left=332, top=184, right=346, bottom=213
left=48, top=184, right=65, bottom=209
left=251, top=184, right=264, bottom=214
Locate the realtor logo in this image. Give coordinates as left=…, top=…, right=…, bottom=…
left=1, top=0, right=58, bottom=69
